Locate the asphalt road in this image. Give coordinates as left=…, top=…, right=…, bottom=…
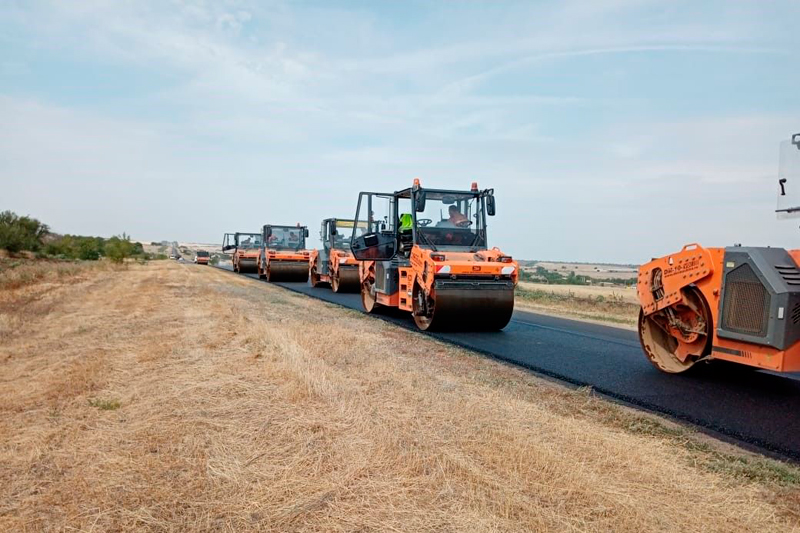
left=213, top=262, right=800, bottom=461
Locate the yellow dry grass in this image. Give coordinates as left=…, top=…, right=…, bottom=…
left=518, top=282, right=639, bottom=304
left=1, top=261, right=799, bottom=531
left=0, top=256, right=102, bottom=291
left=515, top=283, right=639, bottom=328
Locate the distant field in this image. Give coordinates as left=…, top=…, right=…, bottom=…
left=523, top=261, right=638, bottom=281
left=519, top=282, right=640, bottom=304
left=179, top=241, right=219, bottom=252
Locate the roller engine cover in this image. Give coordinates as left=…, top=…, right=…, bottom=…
left=718, top=247, right=800, bottom=350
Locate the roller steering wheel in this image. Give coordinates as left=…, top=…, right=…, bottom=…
left=417, top=218, right=433, bottom=227
left=455, top=220, right=472, bottom=228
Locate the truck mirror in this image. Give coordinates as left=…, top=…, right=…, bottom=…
left=793, top=133, right=800, bottom=149
left=304, top=228, right=309, bottom=238
left=415, top=191, right=427, bottom=212
left=486, top=194, right=496, bottom=216
left=330, top=228, right=337, bottom=236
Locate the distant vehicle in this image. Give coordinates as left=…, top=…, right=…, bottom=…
left=169, top=254, right=176, bottom=260
left=194, top=250, right=210, bottom=265
left=178, top=257, right=185, bottom=262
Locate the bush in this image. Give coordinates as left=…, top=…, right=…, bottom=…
left=79, top=246, right=101, bottom=261
left=0, top=211, right=49, bottom=253
left=44, top=235, right=105, bottom=261
left=104, top=233, right=136, bottom=264
left=78, top=237, right=104, bottom=260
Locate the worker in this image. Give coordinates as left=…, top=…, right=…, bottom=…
left=447, top=205, right=468, bottom=226
left=399, top=213, right=413, bottom=233
left=398, top=213, right=414, bottom=254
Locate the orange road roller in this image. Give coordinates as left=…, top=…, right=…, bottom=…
left=257, top=224, right=311, bottom=282
left=222, top=232, right=261, bottom=273
left=349, top=179, right=518, bottom=331
left=194, top=250, right=210, bottom=265
left=309, top=218, right=362, bottom=292
left=638, top=132, right=800, bottom=373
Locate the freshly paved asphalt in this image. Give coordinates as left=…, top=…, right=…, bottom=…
left=213, top=263, right=800, bottom=461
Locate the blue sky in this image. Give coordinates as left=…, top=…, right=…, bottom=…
left=1, top=0, right=799, bottom=262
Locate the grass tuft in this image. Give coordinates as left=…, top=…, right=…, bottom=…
left=88, top=398, right=121, bottom=411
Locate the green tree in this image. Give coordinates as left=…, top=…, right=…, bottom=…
left=0, top=211, right=49, bottom=253
left=43, top=235, right=106, bottom=260
left=78, top=238, right=103, bottom=260
left=104, top=233, right=135, bottom=264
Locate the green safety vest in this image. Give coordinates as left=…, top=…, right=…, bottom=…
left=399, top=214, right=413, bottom=232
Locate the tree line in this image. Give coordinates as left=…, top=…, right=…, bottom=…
left=0, top=210, right=148, bottom=263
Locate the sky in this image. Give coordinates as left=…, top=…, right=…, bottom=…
left=1, top=0, right=799, bottom=263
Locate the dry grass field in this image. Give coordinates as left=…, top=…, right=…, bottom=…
left=516, top=282, right=640, bottom=327
left=2, top=260, right=800, bottom=531
left=518, top=282, right=639, bottom=304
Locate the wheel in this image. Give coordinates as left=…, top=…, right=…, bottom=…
left=361, top=276, right=379, bottom=313
left=638, top=287, right=711, bottom=374
left=332, top=270, right=341, bottom=293
left=412, top=282, right=435, bottom=331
